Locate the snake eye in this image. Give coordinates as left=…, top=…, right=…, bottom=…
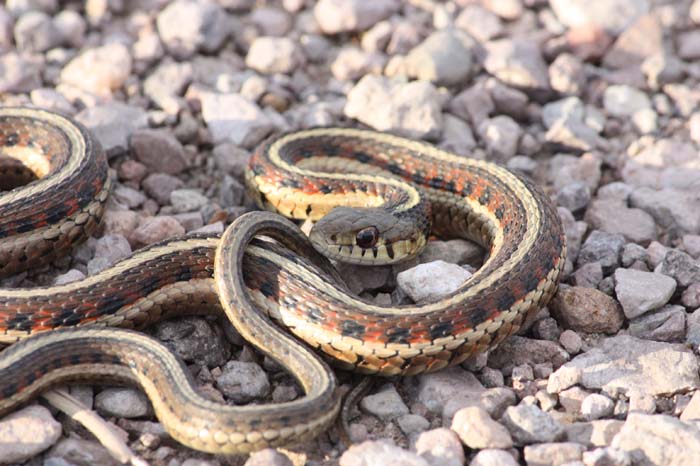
left=355, top=226, right=379, bottom=249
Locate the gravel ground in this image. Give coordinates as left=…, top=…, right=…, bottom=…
left=2, top=0, right=700, bottom=465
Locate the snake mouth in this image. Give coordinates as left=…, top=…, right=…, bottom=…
left=308, top=230, right=426, bottom=265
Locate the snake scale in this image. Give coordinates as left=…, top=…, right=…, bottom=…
left=0, top=107, right=565, bottom=454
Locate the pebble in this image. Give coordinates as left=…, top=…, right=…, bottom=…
left=500, top=404, right=565, bottom=445
left=603, top=85, right=652, bottom=117
left=216, top=360, right=270, bottom=403
left=331, top=47, right=385, bottom=81
left=13, top=11, right=60, bottom=53
left=627, top=304, right=686, bottom=342
left=313, top=0, right=398, bottom=34
left=75, top=103, right=149, bottom=156
left=404, top=29, right=475, bottom=86
left=451, top=406, right=513, bottom=449
left=577, top=230, right=625, bottom=270
left=582, top=447, right=631, bottom=466
left=414, top=428, right=465, bottom=466
left=584, top=199, right=656, bottom=244
left=0, top=405, right=62, bottom=464
left=564, top=420, right=624, bottom=448
left=523, top=442, right=585, bottom=466
left=60, top=43, right=132, bottom=97
left=130, top=216, right=185, bottom=248
left=656, top=249, right=700, bottom=288
left=156, top=0, right=230, bottom=58
left=680, top=391, right=700, bottom=422
left=46, top=438, right=118, bottom=466
left=559, top=330, right=583, bottom=355
left=246, top=36, right=304, bottom=74
left=244, top=449, right=293, bottom=466
left=612, top=413, right=700, bottom=465
left=629, top=188, right=700, bottom=237
left=549, top=286, right=624, bottom=334
left=196, top=89, right=273, bottom=147
left=580, top=394, right=615, bottom=421
left=455, top=5, right=503, bottom=43
left=468, top=449, right=518, bottom=466
left=397, top=261, right=470, bottom=303
left=131, top=129, right=188, bottom=175
left=95, top=388, right=151, bottom=418
left=549, top=0, right=649, bottom=34
left=344, top=75, right=443, bottom=139
left=488, top=336, right=570, bottom=373
left=360, top=385, right=409, bottom=421
left=613, top=268, right=676, bottom=319
left=170, top=189, right=209, bottom=213
left=547, top=335, right=699, bottom=397
left=417, top=367, right=484, bottom=414
left=143, top=61, right=193, bottom=115
left=339, top=440, right=428, bottom=466
left=154, top=317, right=230, bottom=367
left=483, top=38, right=550, bottom=91
left=397, top=414, right=430, bottom=435
left=477, top=116, right=522, bottom=160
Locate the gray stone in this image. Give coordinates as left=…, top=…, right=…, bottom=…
left=197, top=90, right=273, bottom=147
left=603, top=85, right=651, bottom=117
left=584, top=199, right=657, bottom=244
left=563, top=420, right=624, bottom=447
left=339, top=440, right=428, bottom=466
left=582, top=447, right=631, bottom=466
left=612, top=413, right=700, bottom=466
left=469, top=450, right=518, bottom=466
left=678, top=30, right=700, bottom=61
left=143, top=61, right=193, bottom=115
left=642, top=53, right=685, bottom=91
left=556, top=181, right=590, bottom=212
left=360, top=385, right=409, bottom=421
left=572, top=262, right=603, bottom=289
left=170, top=189, right=209, bottom=213
left=0, top=405, right=61, bottom=464
left=95, top=388, right=151, bottom=418
left=547, top=335, right=699, bottom=397
left=156, top=0, right=230, bottom=58
left=440, top=114, right=477, bottom=154
left=549, top=0, right=649, bottom=34
left=550, top=286, right=624, bottom=334
left=404, top=29, right=475, bottom=86
left=602, top=14, right=663, bottom=69
left=313, top=0, right=398, bottom=34
left=545, top=117, right=607, bottom=152
left=60, top=43, right=132, bottom=97
left=477, top=116, right=521, bottom=160
left=216, top=361, right=270, bottom=403
left=130, top=216, right=186, bottom=247
left=581, top=394, right=615, bottom=421
left=131, top=129, right=188, bottom=175
left=331, top=47, right=385, bottom=81
left=13, top=10, right=60, bottom=53
left=344, top=75, right=443, bottom=139
left=483, top=38, right=550, bottom=91
left=523, top=442, right=584, bottom=466
left=577, top=230, right=625, bottom=270
left=449, top=82, right=494, bottom=127
left=614, top=268, right=676, bottom=319
left=542, top=97, right=585, bottom=130
left=153, top=317, right=230, bottom=367
left=246, top=36, right=304, bottom=74
left=549, top=53, right=585, bottom=95
left=630, top=188, right=700, bottom=236
left=75, top=103, right=148, bottom=156
left=245, top=449, right=293, bottom=466
left=489, top=337, right=570, bottom=372
left=397, top=414, right=430, bottom=435
left=414, top=428, right=465, bottom=466
left=628, top=305, right=686, bottom=342
left=656, top=249, right=700, bottom=288
left=417, top=367, right=484, bottom=414
left=500, top=404, right=565, bottom=445
left=559, top=330, right=583, bottom=355
left=455, top=5, right=503, bottom=42
left=451, top=406, right=513, bottom=449
left=46, top=438, right=118, bottom=466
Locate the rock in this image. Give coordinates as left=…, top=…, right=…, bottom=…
left=680, top=391, right=700, bottom=422
left=30, top=88, right=74, bottom=115
left=584, top=199, right=657, bottom=244
left=46, top=438, right=118, bottom=466
left=131, top=129, right=188, bottom=175
left=642, top=53, right=685, bottom=91
left=344, top=75, right=443, bottom=139
left=563, top=420, right=624, bottom=447
left=500, top=404, right=565, bottom=445
left=404, top=29, right=475, bottom=86
left=523, top=442, right=584, bottom=466
left=488, top=337, right=570, bottom=372
left=449, top=82, right=494, bottom=127
left=397, top=414, right=430, bottom=435
left=663, top=83, right=700, bottom=117
left=682, top=283, right=700, bottom=308
left=417, top=367, right=484, bottom=414
left=60, top=43, right=132, bottom=97
left=602, top=14, right=664, bottom=69
left=582, top=447, right=631, bottom=466
left=603, top=85, right=651, bottom=117
left=156, top=0, right=230, bottom=58
left=331, top=47, right=385, bottom=81
left=216, top=361, right=270, bottom=403
left=142, top=173, right=184, bottom=205
left=542, top=97, right=585, bottom=129
left=559, top=386, right=590, bottom=414
left=95, top=388, right=151, bottom=418
left=577, top=230, right=625, bottom=270
left=629, top=188, right=700, bottom=237
left=656, top=249, right=700, bottom=288
left=53, top=10, right=86, bottom=48
left=549, top=0, right=649, bottom=34
left=414, top=428, right=465, bottom=466
left=548, top=53, right=585, bottom=95
left=612, top=413, right=700, bottom=465
left=0, top=405, right=61, bottom=464
left=455, top=5, right=503, bottom=42
left=547, top=335, right=699, bottom=397
left=339, top=440, right=428, bottom=466
left=546, top=117, right=606, bottom=152
left=614, top=268, right=676, bottom=319
left=549, top=286, right=624, bottom=334
left=196, top=90, right=273, bottom=147
left=559, top=330, right=583, bottom=355
left=678, top=30, right=700, bottom=61
left=477, top=116, right=522, bottom=160
left=580, top=394, right=615, bottom=421
left=440, top=114, right=477, bottom=154
left=360, top=385, right=409, bottom=421
left=451, top=406, right=513, bottom=449
left=245, top=449, right=293, bottom=466
left=130, top=216, right=185, bottom=248
left=628, top=305, right=686, bottom=342
left=314, top=0, right=398, bottom=34
left=143, top=61, right=193, bottom=115
left=75, top=103, right=148, bottom=156
left=154, top=317, right=230, bottom=367
left=170, top=189, right=209, bottom=214
left=13, top=11, right=60, bottom=53
left=469, top=449, right=518, bottom=466
left=483, top=39, right=550, bottom=91
left=565, top=25, right=613, bottom=61
left=246, top=36, right=304, bottom=74
left=249, top=6, right=291, bottom=36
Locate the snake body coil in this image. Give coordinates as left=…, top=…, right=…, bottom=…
left=0, top=108, right=565, bottom=454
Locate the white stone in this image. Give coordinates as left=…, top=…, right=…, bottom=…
left=397, top=260, right=471, bottom=303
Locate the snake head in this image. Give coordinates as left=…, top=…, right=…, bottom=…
left=308, top=207, right=427, bottom=265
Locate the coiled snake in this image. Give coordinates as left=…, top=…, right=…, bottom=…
left=0, top=107, right=565, bottom=454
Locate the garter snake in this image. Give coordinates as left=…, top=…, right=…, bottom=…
left=0, top=108, right=565, bottom=454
